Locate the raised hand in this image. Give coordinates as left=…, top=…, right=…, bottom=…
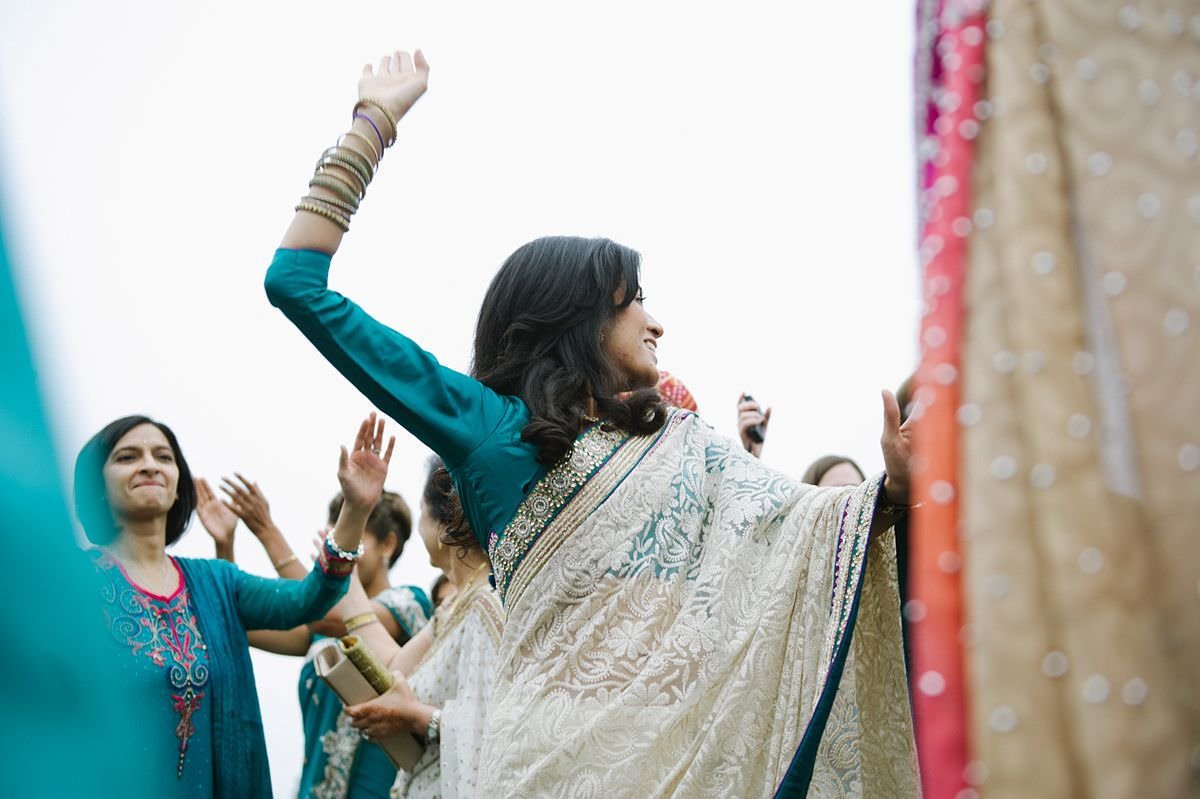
left=359, top=49, right=430, bottom=126
left=220, top=473, right=276, bottom=537
left=737, top=394, right=771, bottom=458
left=338, top=413, right=396, bottom=512
left=879, top=389, right=913, bottom=505
left=195, top=477, right=238, bottom=554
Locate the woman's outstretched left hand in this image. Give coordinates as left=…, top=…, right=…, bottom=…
left=338, top=412, right=396, bottom=512
left=879, top=389, right=913, bottom=505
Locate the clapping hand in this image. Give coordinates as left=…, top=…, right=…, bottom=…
left=195, top=477, right=238, bottom=548
left=219, top=474, right=276, bottom=538
left=338, top=413, right=396, bottom=513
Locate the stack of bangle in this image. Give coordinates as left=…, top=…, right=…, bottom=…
left=295, top=98, right=397, bottom=232
left=318, top=528, right=364, bottom=577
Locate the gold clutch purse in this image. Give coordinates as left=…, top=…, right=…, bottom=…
left=313, top=635, right=422, bottom=771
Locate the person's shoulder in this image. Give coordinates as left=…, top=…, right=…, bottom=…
left=462, top=585, right=505, bottom=645
left=173, top=555, right=240, bottom=584
left=377, top=584, right=433, bottom=615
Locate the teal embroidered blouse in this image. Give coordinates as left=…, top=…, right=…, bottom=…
left=265, top=248, right=543, bottom=546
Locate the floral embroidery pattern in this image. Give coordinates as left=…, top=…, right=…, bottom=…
left=94, top=554, right=209, bottom=778
left=312, top=711, right=360, bottom=799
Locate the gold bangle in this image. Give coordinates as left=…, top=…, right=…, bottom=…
left=335, top=144, right=376, bottom=182
left=273, top=553, right=299, bottom=571
left=339, top=129, right=381, bottom=165
left=345, top=612, right=381, bottom=632
left=355, top=98, right=398, bottom=145
left=321, top=145, right=373, bottom=187
left=310, top=172, right=362, bottom=206
left=295, top=201, right=350, bottom=232
left=316, top=153, right=368, bottom=194
left=298, top=198, right=351, bottom=229
left=316, top=157, right=366, bottom=198
left=304, top=193, right=357, bottom=217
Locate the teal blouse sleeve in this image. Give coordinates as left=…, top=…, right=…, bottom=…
left=232, top=562, right=349, bottom=631
left=264, top=248, right=513, bottom=470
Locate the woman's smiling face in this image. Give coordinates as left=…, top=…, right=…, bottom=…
left=103, top=423, right=180, bottom=524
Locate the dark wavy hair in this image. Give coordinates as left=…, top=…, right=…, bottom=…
left=800, top=454, right=866, bottom=487
left=73, top=415, right=198, bottom=547
left=472, top=236, right=667, bottom=465
left=422, top=456, right=476, bottom=556
left=327, top=490, right=412, bottom=568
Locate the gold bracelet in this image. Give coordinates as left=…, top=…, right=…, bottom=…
left=339, top=129, right=381, bottom=165
left=316, top=157, right=367, bottom=198
left=334, top=144, right=376, bottom=183
left=300, top=191, right=355, bottom=215
left=321, top=145, right=373, bottom=188
left=273, top=553, right=299, bottom=571
left=345, top=612, right=381, bottom=632
left=310, top=173, right=362, bottom=206
left=316, top=153, right=368, bottom=194
left=355, top=98, right=398, bottom=145
left=295, top=201, right=350, bottom=232
left=300, top=195, right=355, bottom=225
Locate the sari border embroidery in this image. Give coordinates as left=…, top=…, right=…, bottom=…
left=822, top=475, right=879, bottom=667
left=493, top=409, right=691, bottom=607
left=419, top=580, right=505, bottom=669
left=774, top=475, right=882, bottom=798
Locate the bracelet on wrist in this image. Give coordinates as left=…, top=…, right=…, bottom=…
left=273, top=553, right=299, bottom=572
left=354, top=98, right=398, bottom=145
left=344, top=611, right=380, bottom=633
left=425, top=708, right=442, bottom=744
left=318, top=528, right=363, bottom=577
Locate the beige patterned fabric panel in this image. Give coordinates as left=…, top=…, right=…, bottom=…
left=958, top=1, right=1200, bottom=796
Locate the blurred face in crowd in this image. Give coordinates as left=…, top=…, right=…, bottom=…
left=818, top=461, right=865, bottom=488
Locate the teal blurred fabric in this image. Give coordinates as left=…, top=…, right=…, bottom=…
left=0, top=205, right=151, bottom=798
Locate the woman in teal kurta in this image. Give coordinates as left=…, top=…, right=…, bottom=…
left=75, top=413, right=395, bottom=798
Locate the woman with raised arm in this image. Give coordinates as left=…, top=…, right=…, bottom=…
left=74, top=413, right=391, bottom=798
left=265, top=50, right=918, bottom=798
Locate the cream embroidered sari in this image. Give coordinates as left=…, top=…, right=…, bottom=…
left=480, top=411, right=918, bottom=798
left=391, top=580, right=504, bottom=799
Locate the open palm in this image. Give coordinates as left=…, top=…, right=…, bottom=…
left=338, top=413, right=396, bottom=511
left=195, top=477, right=238, bottom=546
left=358, top=50, right=430, bottom=124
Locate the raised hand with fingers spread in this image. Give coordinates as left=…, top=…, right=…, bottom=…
left=338, top=412, right=396, bottom=513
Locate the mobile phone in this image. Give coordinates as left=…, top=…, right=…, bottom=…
left=742, top=393, right=765, bottom=444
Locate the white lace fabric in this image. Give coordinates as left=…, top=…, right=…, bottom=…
left=478, top=414, right=918, bottom=798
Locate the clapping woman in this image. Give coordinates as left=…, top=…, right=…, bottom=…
left=74, top=413, right=392, bottom=797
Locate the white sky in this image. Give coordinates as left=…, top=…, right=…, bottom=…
left=0, top=2, right=918, bottom=794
